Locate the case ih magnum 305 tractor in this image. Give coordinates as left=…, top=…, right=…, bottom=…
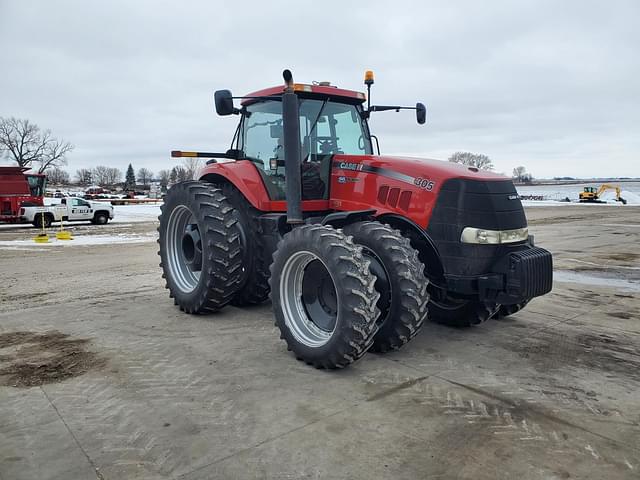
left=159, top=70, right=552, bottom=368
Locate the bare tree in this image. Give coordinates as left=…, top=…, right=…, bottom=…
left=137, top=167, right=154, bottom=185
left=35, top=138, right=74, bottom=173
left=92, top=166, right=109, bottom=186
left=182, top=157, right=203, bottom=180
left=0, top=118, right=45, bottom=168
left=92, top=165, right=122, bottom=187
left=0, top=117, right=73, bottom=172
left=158, top=169, right=171, bottom=187
left=512, top=166, right=527, bottom=182
left=169, top=165, right=190, bottom=185
left=47, top=167, right=70, bottom=185
left=105, top=167, right=122, bottom=186
left=75, top=168, right=93, bottom=186
left=448, top=152, right=494, bottom=171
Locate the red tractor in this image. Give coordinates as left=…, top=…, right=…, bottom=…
left=159, top=70, right=552, bottom=368
left=0, top=166, right=47, bottom=224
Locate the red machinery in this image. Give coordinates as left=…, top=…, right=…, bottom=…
left=159, top=70, right=553, bottom=369
left=0, top=166, right=47, bottom=223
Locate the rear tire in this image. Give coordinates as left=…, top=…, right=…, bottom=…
left=158, top=181, right=243, bottom=313
left=219, top=184, right=270, bottom=306
left=270, top=225, right=380, bottom=369
left=343, top=221, right=429, bottom=352
left=34, top=214, right=52, bottom=229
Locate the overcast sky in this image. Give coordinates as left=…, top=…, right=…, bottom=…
left=1, top=0, right=638, bottom=178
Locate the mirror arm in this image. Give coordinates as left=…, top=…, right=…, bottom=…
left=369, top=105, right=417, bottom=112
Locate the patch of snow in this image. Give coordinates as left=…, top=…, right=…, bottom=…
left=521, top=200, right=625, bottom=207
left=600, top=190, right=640, bottom=205
left=112, top=204, right=162, bottom=223
left=0, top=233, right=157, bottom=250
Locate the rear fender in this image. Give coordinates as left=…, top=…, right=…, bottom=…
left=199, top=161, right=269, bottom=211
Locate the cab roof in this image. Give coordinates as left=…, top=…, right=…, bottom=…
left=241, top=84, right=366, bottom=106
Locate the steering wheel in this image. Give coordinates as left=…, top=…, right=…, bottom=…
left=315, top=136, right=339, bottom=154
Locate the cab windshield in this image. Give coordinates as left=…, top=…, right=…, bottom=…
left=240, top=98, right=371, bottom=200
left=26, top=175, right=46, bottom=197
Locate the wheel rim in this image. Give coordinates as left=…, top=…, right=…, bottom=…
left=280, top=251, right=338, bottom=347
left=166, top=205, right=202, bottom=293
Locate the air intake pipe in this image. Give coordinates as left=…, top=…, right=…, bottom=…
left=282, top=69, right=303, bottom=224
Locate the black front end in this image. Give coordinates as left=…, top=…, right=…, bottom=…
left=426, top=178, right=553, bottom=305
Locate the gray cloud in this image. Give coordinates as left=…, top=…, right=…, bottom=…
left=1, top=0, right=638, bottom=178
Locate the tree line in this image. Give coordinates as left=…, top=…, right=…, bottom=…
left=1, top=117, right=202, bottom=188
left=448, top=151, right=533, bottom=182
left=71, top=161, right=201, bottom=188
left=4, top=117, right=535, bottom=187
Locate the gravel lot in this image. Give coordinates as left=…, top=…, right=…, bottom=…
left=1, top=205, right=639, bottom=480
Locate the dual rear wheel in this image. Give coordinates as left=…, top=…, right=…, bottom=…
left=269, top=222, right=430, bottom=368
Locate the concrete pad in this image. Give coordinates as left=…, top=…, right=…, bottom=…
left=1, top=206, right=639, bottom=479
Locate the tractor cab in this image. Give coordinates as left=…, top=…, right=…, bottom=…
left=26, top=173, right=47, bottom=198
left=237, top=87, right=373, bottom=201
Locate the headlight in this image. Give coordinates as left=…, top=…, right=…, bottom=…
left=460, top=227, right=528, bottom=244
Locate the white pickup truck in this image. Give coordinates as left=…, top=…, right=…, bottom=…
left=21, top=197, right=115, bottom=228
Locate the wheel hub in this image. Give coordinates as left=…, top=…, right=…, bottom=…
left=182, top=224, right=202, bottom=272
left=302, top=260, right=337, bottom=332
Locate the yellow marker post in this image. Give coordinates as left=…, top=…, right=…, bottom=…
left=56, top=214, right=73, bottom=241
left=33, top=211, right=49, bottom=243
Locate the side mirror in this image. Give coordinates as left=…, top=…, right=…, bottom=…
left=416, top=102, right=426, bottom=125
left=214, top=89, right=236, bottom=116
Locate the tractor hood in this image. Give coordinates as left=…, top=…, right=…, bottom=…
left=332, top=154, right=508, bottom=183
left=330, top=154, right=521, bottom=232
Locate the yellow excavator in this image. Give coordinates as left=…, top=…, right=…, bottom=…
left=579, top=184, right=627, bottom=204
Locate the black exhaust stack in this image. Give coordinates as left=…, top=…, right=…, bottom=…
left=282, top=69, right=303, bottom=224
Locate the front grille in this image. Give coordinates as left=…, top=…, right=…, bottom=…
left=426, top=178, right=528, bottom=276
left=503, top=247, right=553, bottom=299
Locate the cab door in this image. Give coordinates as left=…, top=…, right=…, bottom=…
left=69, top=198, right=93, bottom=220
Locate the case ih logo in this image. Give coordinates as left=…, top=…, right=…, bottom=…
left=338, top=162, right=364, bottom=171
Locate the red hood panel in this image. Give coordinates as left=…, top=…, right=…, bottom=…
left=329, top=154, right=512, bottom=229
left=333, top=154, right=508, bottom=181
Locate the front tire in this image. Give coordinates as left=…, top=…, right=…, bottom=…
left=93, top=212, right=108, bottom=225
left=428, top=288, right=499, bottom=328
left=270, top=225, right=380, bottom=369
left=158, top=181, right=243, bottom=313
left=495, top=300, right=530, bottom=319
left=343, top=222, right=429, bottom=352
